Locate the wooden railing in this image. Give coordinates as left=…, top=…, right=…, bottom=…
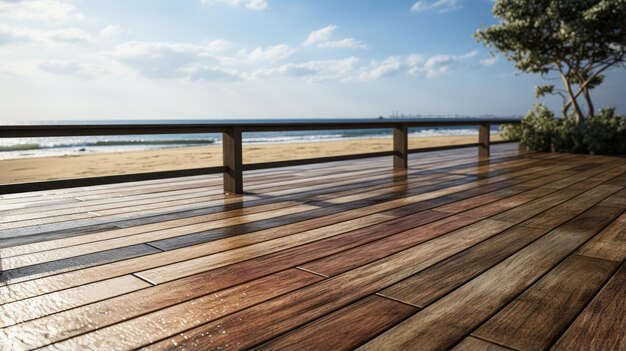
left=0, top=118, right=521, bottom=194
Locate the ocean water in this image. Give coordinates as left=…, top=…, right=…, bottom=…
left=0, top=119, right=503, bottom=160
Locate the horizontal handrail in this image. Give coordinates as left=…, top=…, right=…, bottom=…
left=0, top=118, right=522, bottom=194
left=0, top=118, right=521, bottom=137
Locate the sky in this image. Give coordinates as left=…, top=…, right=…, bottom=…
left=0, top=0, right=624, bottom=121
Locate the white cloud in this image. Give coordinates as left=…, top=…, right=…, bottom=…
left=252, top=57, right=359, bottom=83
left=46, top=27, right=92, bottom=43
left=303, top=25, right=367, bottom=50
left=38, top=60, right=93, bottom=78
left=182, top=65, right=244, bottom=81
left=100, top=24, right=125, bottom=38
left=0, top=0, right=85, bottom=24
left=480, top=55, right=498, bottom=66
left=354, top=56, right=403, bottom=81
left=0, top=24, right=34, bottom=45
left=246, top=44, right=294, bottom=62
left=0, top=24, right=92, bottom=45
left=112, top=40, right=230, bottom=58
left=411, top=0, right=462, bottom=13
left=408, top=50, right=478, bottom=77
left=109, top=40, right=232, bottom=80
left=201, top=0, right=268, bottom=11
left=349, top=51, right=479, bottom=81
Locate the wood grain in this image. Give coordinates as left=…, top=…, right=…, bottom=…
left=473, top=254, right=618, bottom=351
left=0, top=275, right=151, bottom=328
left=379, top=225, right=548, bottom=307
left=358, top=206, right=622, bottom=351
left=29, top=269, right=323, bottom=351
left=138, top=215, right=522, bottom=350
left=551, top=262, right=626, bottom=351
left=576, top=212, right=626, bottom=262
left=253, top=295, right=417, bottom=351
left=452, top=337, right=513, bottom=351
left=1, top=144, right=624, bottom=350
left=299, top=217, right=507, bottom=277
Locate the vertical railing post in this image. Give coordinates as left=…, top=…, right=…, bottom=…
left=223, top=126, right=243, bottom=194
left=478, top=123, right=490, bottom=157
left=393, top=123, right=408, bottom=169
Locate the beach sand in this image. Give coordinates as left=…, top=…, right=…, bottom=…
left=0, top=134, right=503, bottom=184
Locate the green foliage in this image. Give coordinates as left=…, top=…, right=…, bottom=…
left=475, top=0, right=626, bottom=75
left=475, top=0, right=626, bottom=122
left=500, top=123, right=522, bottom=141
left=502, top=105, right=626, bottom=154
left=521, top=104, right=558, bottom=152
left=535, top=85, right=554, bottom=98
left=580, top=108, right=626, bottom=154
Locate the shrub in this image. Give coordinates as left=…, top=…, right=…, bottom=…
left=501, top=105, right=626, bottom=155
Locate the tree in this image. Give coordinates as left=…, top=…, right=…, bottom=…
left=475, top=0, right=626, bottom=124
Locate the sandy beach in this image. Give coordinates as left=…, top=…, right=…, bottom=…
left=0, top=135, right=503, bottom=184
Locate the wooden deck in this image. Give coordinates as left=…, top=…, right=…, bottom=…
left=0, top=143, right=624, bottom=351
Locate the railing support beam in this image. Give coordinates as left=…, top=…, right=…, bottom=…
left=223, top=127, right=243, bottom=194
left=393, top=124, right=408, bottom=169
left=478, top=123, right=490, bottom=157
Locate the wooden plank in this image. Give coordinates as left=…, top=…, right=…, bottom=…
left=0, top=198, right=80, bottom=213
left=298, top=218, right=508, bottom=277
left=0, top=167, right=446, bottom=242
left=246, top=166, right=396, bottom=192
left=434, top=187, right=527, bottom=214
left=576, top=213, right=626, bottom=262
left=0, top=244, right=161, bottom=285
left=298, top=166, right=612, bottom=278
left=1, top=171, right=445, bottom=253
left=137, top=210, right=458, bottom=284
left=0, top=213, right=391, bottom=304
left=520, top=183, right=623, bottom=229
left=378, top=226, right=548, bottom=308
left=0, top=211, right=100, bottom=231
left=0, top=200, right=296, bottom=257
left=0, top=223, right=123, bottom=250
left=147, top=176, right=476, bottom=251
left=0, top=275, right=151, bottom=328
left=2, top=158, right=557, bottom=310
left=0, top=155, right=577, bottom=301
left=473, top=254, right=618, bottom=351
left=551, top=263, right=626, bottom=351
left=0, top=212, right=444, bottom=330
left=0, top=186, right=219, bottom=219
left=3, top=213, right=412, bottom=341
left=599, top=188, right=626, bottom=208
left=0, top=155, right=564, bottom=262
left=488, top=181, right=607, bottom=224
left=452, top=337, right=513, bottom=351
left=134, top=210, right=528, bottom=350
left=0, top=204, right=318, bottom=270
left=0, top=162, right=544, bottom=294
left=3, top=269, right=323, bottom=350
left=358, top=206, right=622, bottom=351
left=253, top=295, right=417, bottom=351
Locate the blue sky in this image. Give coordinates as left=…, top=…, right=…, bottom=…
left=1, top=0, right=624, bottom=120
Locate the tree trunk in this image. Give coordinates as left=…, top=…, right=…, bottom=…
left=561, top=73, right=585, bottom=124
left=582, top=87, right=595, bottom=117
left=562, top=101, right=571, bottom=118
